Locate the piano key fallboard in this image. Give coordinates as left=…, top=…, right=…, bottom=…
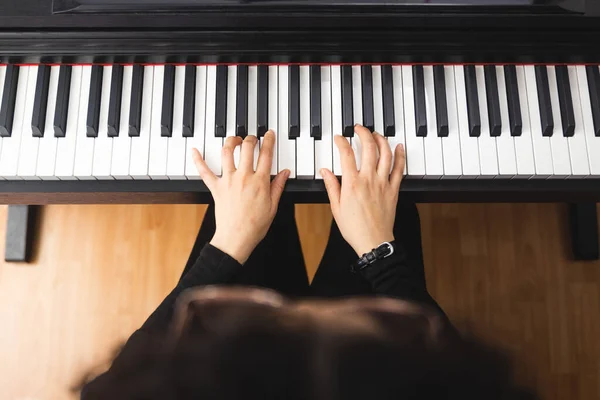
left=2, top=63, right=600, bottom=203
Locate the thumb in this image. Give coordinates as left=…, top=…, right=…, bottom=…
left=321, top=169, right=341, bottom=209
left=270, top=169, right=290, bottom=209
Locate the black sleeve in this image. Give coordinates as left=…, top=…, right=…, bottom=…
left=81, top=244, right=242, bottom=398
left=141, top=243, right=243, bottom=332
left=359, top=242, right=446, bottom=315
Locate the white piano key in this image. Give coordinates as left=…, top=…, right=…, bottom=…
left=565, top=66, right=590, bottom=177
left=185, top=65, right=207, bottom=179
left=16, top=66, right=41, bottom=180
left=248, top=65, right=258, bottom=140
left=372, top=65, right=385, bottom=135
left=402, top=65, right=425, bottom=178
left=0, top=66, right=29, bottom=179
left=513, top=66, right=535, bottom=178
left=266, top=65, right=278, bottom=176
left=330, top=65, right=344, bottom=176
left=129, top=65, right=154, bottom=179
left=454, top=65, right=480, bottom=178
left=166, top=65, right=187, bottom=179
left=315, top=66, right=333, bottom=179
left=546, top=66, right=574, bottom=178
left=55, top=66, right=83, bottom=180
left=441, top=65, right=463, bottom=178
left=226, top=66, right=239, bottom=168
left=297, top=65, right=315, bottom=179
left=422, top=66, right=444, bottom=178
left=389, top=66, right=406, bottom=176
left=91, top=65, right=114, bottom=180
left=278, top=65, right=296, bottom=178
left=351, top=65, right=363, bottom=170
left=111, top=65, right=133, bottom=179
left=248, top=65, right=260, bottom=171
left=203, top=65, right=222, bottom=176
left=73, top=65, right=94, bottom=179
left=494, top=65, right=518, bottom=178
left=524, top=65, right=553, bottom=177
left=36, top=66, right=60, bottom=180
left=576, top=65, right=600, bottom=176
left=0, top=65, right=6, bottom=167
left=475, top=65, right=499, bottom=177
left=148, top=65, right=168, bottom=179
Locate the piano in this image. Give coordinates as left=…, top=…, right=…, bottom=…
left=1, top=0, right=600, bottom=204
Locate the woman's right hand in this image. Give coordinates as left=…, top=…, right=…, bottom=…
left=320, top=124, right=405, bottom=256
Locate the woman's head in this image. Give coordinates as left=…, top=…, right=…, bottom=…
left=81, top=287, right=536, bottom=400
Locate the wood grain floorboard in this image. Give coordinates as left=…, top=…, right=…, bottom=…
left=0, top=203, right=598, bottom=400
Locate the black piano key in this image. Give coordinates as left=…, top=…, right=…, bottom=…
left=31, top=65, right=51, bottom=138
left=129, top=65, right=144, bottom=137
left=53, top=65, right=72, bottom=138
left=413, top=65, right=427, bottom=137
left=587, top=66, right=600, bottom=137
left=215, top=65, right=228, bottom=137
left=236, top=65, right=248, bottom=138
left=433, top=65, right=449, bottom=137
left=361, top=65, right=374, bottom=132
left=535, top=65, right=554, bottom=137
left=257, top=65, right=268, bottom=137
left=464, top=65, right=481, bottom=137
left=555, top=65, right=576, bottom=137
left=0, top=65, right=20, bottom=137
left=381, top=65, right=395, bottom=137
left=160, top=65, right=176, bottom=137
left=107, top=65, right=123, bottom=137
left=288, top=65, right=300, bottom=139
left=341, top=65, right=354, bottom=137
left=86, top=65, right=103, bottom=138
left=182, top=65, right=196, bottom=138
left=504, top=65, right=523, bottom=137
left=310, top=65, right=321, bottom=139
left=484, top=65, right=502, bottom=137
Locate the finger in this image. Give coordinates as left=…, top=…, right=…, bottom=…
left=257, top=130, right=275, bottom=175
left=373, top=132, right=392, bottom=177
left=321, top=168, right=341, bottom=211
left=222, top=136, right=242, bottom=174
left=354, top=124, right=378, bottom=174
left=192, top=148, right=218, bottom=190
left=334, top=135, right=358, bottom=177
left=239, top=135, right=259, bottom=172
left=270, top=169, right=290, bottom=212
left=390, top=143, right=406, bottom=191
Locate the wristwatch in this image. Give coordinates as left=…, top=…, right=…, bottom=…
left=350, top=241, right=395, bottom=273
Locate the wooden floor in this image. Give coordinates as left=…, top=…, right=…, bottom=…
left=0, top=203, right=599, bottom=400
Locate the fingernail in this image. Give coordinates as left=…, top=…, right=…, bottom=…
left=399, top=143, right=405, bottom=152
left=320, top=168, right=326, bottom=177
left=354, top=123, right=363, bottom=129
left=284, top=169, right=291, bottom=178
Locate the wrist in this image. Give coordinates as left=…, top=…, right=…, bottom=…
left=210, top=234, right=254, bottom=265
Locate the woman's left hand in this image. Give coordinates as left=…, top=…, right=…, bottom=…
left=192, top=131, right=290, bottom=264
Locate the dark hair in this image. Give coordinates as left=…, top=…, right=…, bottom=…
left=80, top=296, right=537, bottom=400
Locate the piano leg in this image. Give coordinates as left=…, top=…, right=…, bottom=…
left=4, top=205, right=37, bottom=263
left=568, top=203, right=599, bottom=261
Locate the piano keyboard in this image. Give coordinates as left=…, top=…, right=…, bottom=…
left=1, top=63, right=600, bottom=181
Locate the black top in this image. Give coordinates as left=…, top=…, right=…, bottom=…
left=81, top=242, right=443, bottom=397
left=146, top=242, right=443, bottom=332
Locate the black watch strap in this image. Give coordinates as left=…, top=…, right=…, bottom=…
left=350, top=241, right=395, bottom=273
